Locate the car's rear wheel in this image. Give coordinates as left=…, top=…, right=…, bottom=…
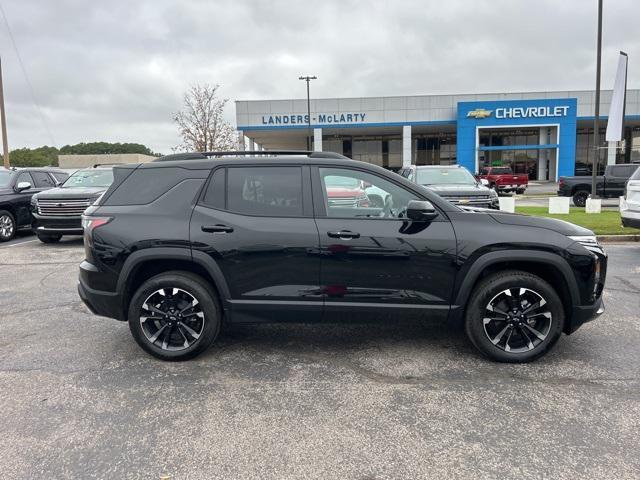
left=465, top=270, right=564, bottom=363
left=128, top=271, right=221, bottom=361
left=572, top=190, right=589, bottom=207
left=36, top=233, right=62, bottom=243
left=0, top=210, right=16, bottom=242
left=516, top=188, right=526, bottom=195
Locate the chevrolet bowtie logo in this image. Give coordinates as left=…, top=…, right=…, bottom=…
left=466, top=108, right=493, bottom=119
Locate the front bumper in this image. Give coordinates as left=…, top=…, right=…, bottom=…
left=567, top=296, right=605, bottom=333
left=620, top=197, right=640, bottom=228
left=32, top=214, right=83, bottom=235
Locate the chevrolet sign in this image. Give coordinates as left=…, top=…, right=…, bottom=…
left=466, top=108, right=493, bottom=119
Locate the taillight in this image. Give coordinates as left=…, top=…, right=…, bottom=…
left=81, top=215, right=112, bottom=246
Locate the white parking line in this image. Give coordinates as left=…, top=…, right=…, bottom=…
left=0, top=238, right=39, bottom=248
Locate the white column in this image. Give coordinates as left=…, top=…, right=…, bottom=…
left=607, top=141, right=617, bottom=166
left=538, top=128, right=547, bottom=180
left=402, top=125, right=412, bottom=167
left=237, top=131, right=245, bottom=151
left=313, top=128, right=322, bottom=152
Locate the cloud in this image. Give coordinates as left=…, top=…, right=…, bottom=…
left=0, top=0, right=637, bottom=153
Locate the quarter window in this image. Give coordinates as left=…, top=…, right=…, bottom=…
left=226, top=167, right=303, bottom=217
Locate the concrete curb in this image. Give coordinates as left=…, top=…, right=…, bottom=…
left=597, top=235, right=640, bottom=243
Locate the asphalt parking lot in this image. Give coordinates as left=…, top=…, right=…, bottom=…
left=0, top=238, right=639, bottom=479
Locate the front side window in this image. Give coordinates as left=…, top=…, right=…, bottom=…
left=227, top=167, right=303, bottom=217
left=16, top=172, right=34, bottom=187
left=319, top=167, right=419, bottom=219
left=62, top=169, right=114, bottom=188
left=416, top=168, right=477, bottom=186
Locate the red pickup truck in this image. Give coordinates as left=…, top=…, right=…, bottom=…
left=477, top=167, right=528, bottom=194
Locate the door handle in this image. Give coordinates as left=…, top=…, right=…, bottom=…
left=327, top=230, right=360, bottom=239
left=201, top=224, right=234, bottom=233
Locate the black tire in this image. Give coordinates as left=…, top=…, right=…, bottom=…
left=516, top=188, right=526, bottom=195
left=36, top=233, right=62, bottom=243
left=464, top=270, right=564, bottom=363
left=572, top=190, right=589, bottom=208
left=0, top=210, right=16, bottom=242
left=127, top=271, right=221, bottom=361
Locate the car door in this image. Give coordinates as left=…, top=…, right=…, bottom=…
left=189, top=164, right=323, bottom=323
left=12, top=171, right=41, bottom=226
left=312, top=165, right=458, bottom=321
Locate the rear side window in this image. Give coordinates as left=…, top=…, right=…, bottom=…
left=31, top=171, right=56, bottom=188
left=226, top=166, right=303, bottom=217
left=104, top=167, right=195, bottom=205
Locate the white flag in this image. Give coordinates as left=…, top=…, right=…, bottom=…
left=606, top=52, right=628, bottom=142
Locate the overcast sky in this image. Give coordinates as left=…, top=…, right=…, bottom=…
left=0, top=0, right=637, bottom=154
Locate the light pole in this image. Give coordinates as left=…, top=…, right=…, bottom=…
left=299, top=75, right=317, bottom=151
left=591, top=0, right=603, bottom=199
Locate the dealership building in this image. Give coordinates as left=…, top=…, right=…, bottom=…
left=235, top=89, right=640, bottom=181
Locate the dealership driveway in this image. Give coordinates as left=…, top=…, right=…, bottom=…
left=0, top=239, right=639, bottom=479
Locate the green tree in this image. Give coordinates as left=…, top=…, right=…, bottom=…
left=9, top=146, right=59, bottom=167
left=59, top=142, right=157, bottom=156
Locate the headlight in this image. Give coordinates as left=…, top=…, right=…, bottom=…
left=568, top=235, right=598, bottom=245
left=30, top=195, right=38, bottom=206
left=569, top=235, right=604, bottom=255
left=489, top=189, right=499, bottom=198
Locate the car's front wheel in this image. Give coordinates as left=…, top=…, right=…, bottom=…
left=465, top=270, right=564, bottom=363
left=0, top=210, right=16, bottom=242
left=128, top=271, right=221, bottom=361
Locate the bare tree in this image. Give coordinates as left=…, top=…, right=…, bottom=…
left=173, top=84, right=237, bottom=152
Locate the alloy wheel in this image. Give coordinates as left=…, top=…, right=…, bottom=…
left=139, top=287, right=205, bottom=351
left=0, top=214, right=14, bottom=239
left=483, top=287, right=552, bottom=353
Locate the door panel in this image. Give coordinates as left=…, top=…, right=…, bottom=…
left=190, top=165, right=322, bottom=322
left=313, top=166, right=458, bottom=320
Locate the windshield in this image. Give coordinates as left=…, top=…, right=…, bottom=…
left=62, top=169, right=113, bottom=188
left=0, top=170, right=11, bottom=188
left=417, top=168, right=477, bottom=186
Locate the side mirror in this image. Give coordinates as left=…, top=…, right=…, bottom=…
left=406, top=200, right=438, bottom=221
left=16, top=181, right=32, bottom=192
left=480, top=178, right=490, bottom=186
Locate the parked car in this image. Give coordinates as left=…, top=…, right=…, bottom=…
left=31, top=166, right=114, bottom=243
left=621, top=166, right=640, bottom=228
left=324, top=174, right=370, bottom=208
left=477, top=166, right=528, bottom=194
left=0, top=167, right=69, bottom=242
left=399, top=164, right=499, bottom=209
left=78, top=151, right=606, bottom=363
left=558, top=163, right=640, bottom=207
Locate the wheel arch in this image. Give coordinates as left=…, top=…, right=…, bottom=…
left=117, top=248, right=231, bottom=320
left=451, top=251, right=580, bottom=333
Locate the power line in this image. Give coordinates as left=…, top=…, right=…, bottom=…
left=0, top=2, right=57, bottom=147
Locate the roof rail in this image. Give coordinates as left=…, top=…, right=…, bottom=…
left=153, top=150, right=348, bottom=162
left=92, top=163, right=123, bottom=168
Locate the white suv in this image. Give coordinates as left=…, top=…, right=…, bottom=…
left=621, top=165, right=640, bottom=228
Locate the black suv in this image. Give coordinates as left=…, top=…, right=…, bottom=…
left=0, top=167, right=69, bottom=242
left=31, top=166, right=114, bottom=243
left=78, top=152, right=607, bottom=362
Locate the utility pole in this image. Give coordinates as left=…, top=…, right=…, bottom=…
left=0, top=57, right=9, bottom=168
left=299, top=75, right=317, bottom=151
left=590, top=0, right=603, bottom=199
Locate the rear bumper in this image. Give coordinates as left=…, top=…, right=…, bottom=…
left=32, top=214, right=83, bottom=235
left=78, top=260, right=125, bottom=320
left=497, top=184, right=526, bottom=191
